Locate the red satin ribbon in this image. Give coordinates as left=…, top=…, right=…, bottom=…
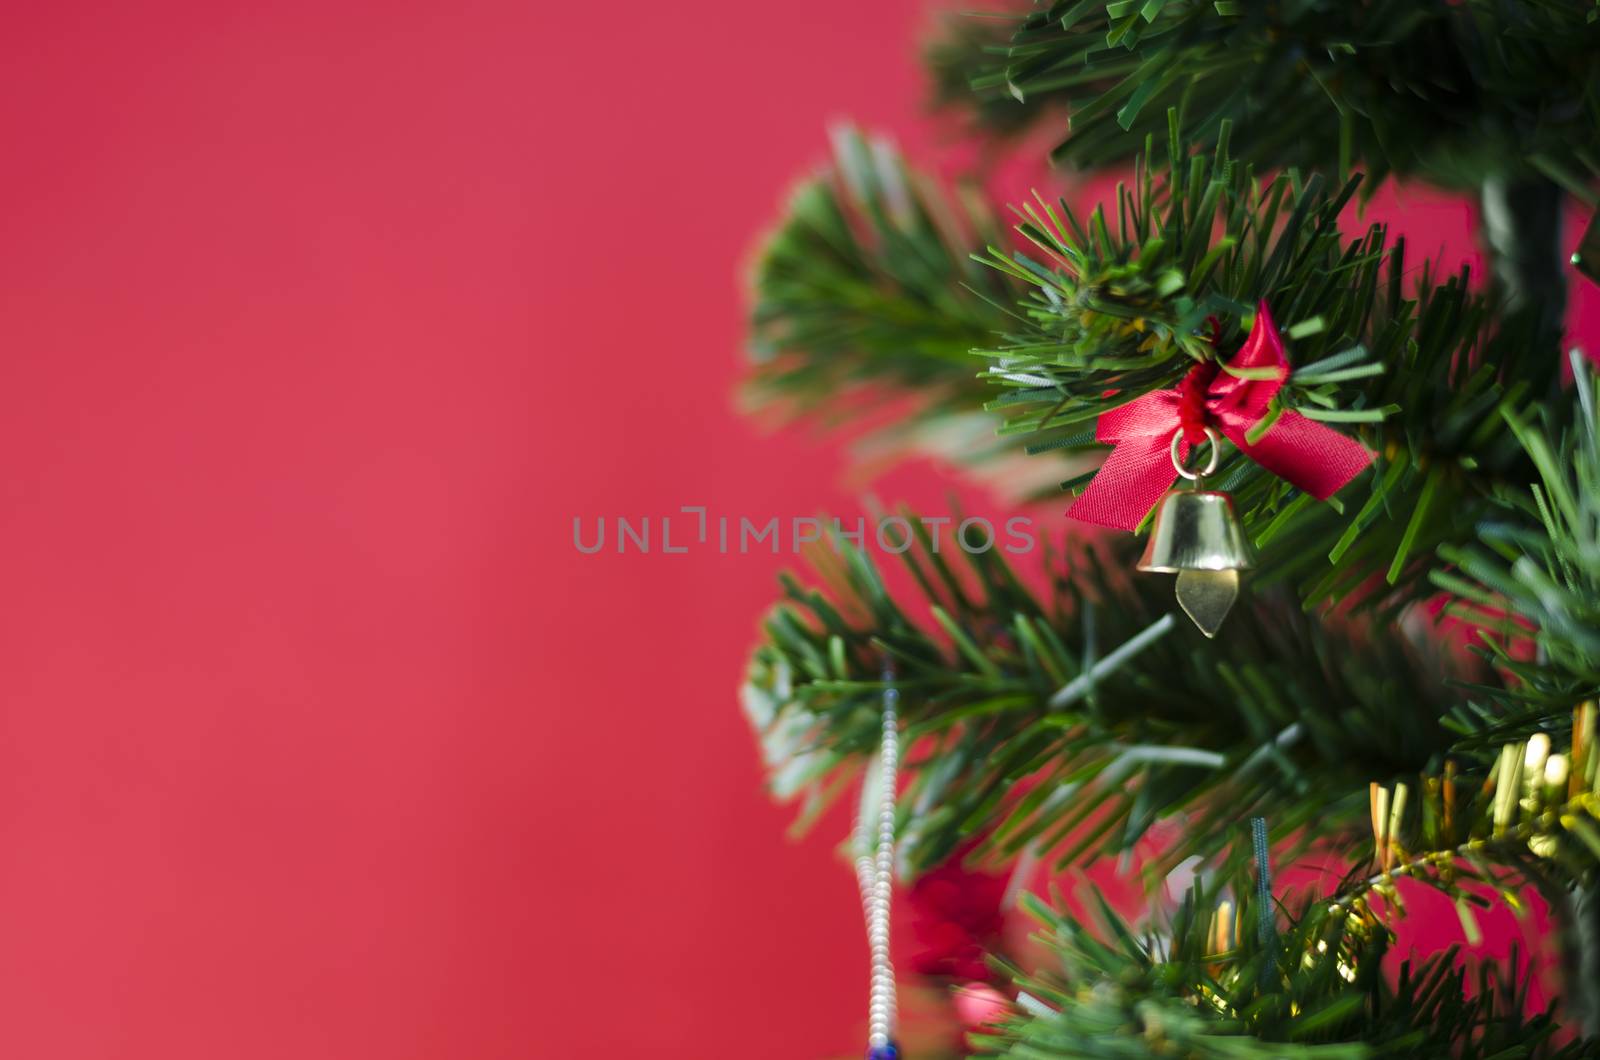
left=1066, top=302, right=1372, bottom=531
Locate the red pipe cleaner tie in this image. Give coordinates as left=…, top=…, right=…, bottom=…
left=1066, top=301, right=1372, bottom=531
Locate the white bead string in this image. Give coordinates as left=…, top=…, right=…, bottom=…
left=853, top=664, right=899, bottom=1053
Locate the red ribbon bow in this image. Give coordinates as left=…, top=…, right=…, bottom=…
left=1067, top=302, right=1372, bottom=531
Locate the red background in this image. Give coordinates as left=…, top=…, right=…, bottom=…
left=1, top=2, right=1596, bottom=1058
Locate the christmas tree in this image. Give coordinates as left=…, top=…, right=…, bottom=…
left=741, top=2, right=1600, bottom=1056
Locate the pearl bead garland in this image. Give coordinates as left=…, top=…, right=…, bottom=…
left=854, top=667, right=900, bottom=1058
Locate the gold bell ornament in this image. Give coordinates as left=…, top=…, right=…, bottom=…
left=1138, top=427, right=1258, bottom=638
left=1065, top=307, right=1372, bottom=633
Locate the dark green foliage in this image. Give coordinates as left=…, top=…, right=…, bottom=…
left=927, top=13, right=1039, bottom=140
left=740, top=0, right=1600, bottom=1051
left=742, top=523, right=1475, bottom=877
left=1352, top=713, right=1600, bottom=937
left=975, top=882, right=1600, bottom=1058
left=934, top=0, right=1600, bottom=190
left=976, top=125, right=1561, bottom=611
left=745, top=127, right=1018, bottom=428
left=744, top=122, right=1566, bottom=608
left=1439, top=356, right=1600, bottom=700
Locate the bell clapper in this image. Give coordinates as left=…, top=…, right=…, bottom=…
left=1174, top=569, right=1240, bottom=639
left=1137, top=427, right=1258, bottom=638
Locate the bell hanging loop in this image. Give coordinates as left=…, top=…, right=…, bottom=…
left=1170, top=425, right=1221, bottom=484
left=1138, top=427, right=1258, bottom=638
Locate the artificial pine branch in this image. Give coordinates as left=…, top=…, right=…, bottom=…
left=1431, top=355, right=1600, bottom=1034
left=741, top=1, right=1600, bottom=1049
left=976, top=711, right=1600, bottom=1058
left=933, top=0, right=1600, bottom=190
left=1330, top=706, right=1600, bottom=947
left=742, top=522, right=1477, bottom=877
left=976, top=121, right=1561, bottom=610
left=974, top=878, right=1600, bottom=1058
left=745, top=123, right=1563, bottom=607
left=926, top=12, right=1038, bottom=141
left=1438, top=354, right=1600, bottom=701
left=745, top=126, right=1018, bottom=435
